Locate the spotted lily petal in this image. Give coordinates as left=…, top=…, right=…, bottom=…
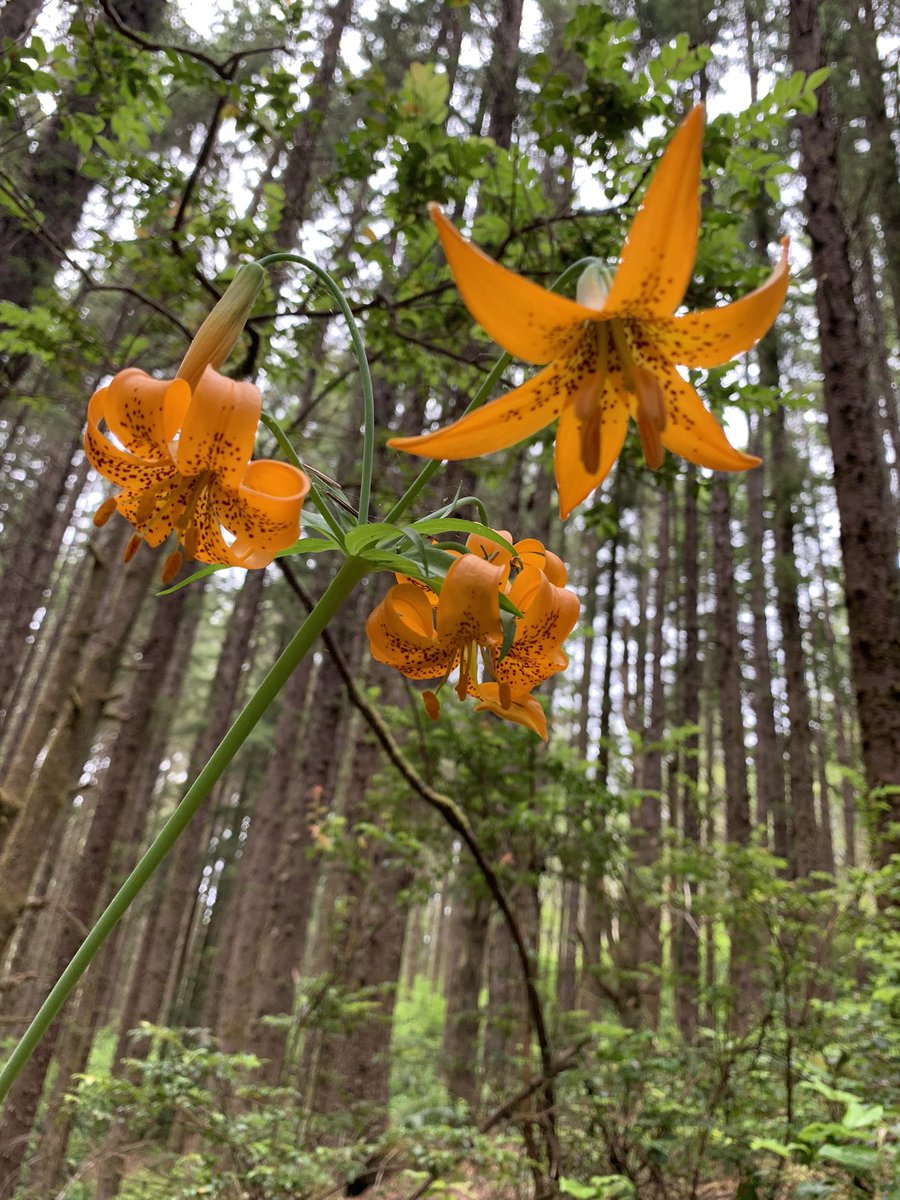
left=513, top=538, right=567, bottom=586
left=474, top=684, right=548, bottom=740
left=102, top=369, right=192, bottom=457
left=435, top=554, right=505, bottom=647
left=656, top=366, right=761, bottom=471
left=366, top=583, right=457, bottom=680
left=498, top=567, right=579, bottom=691
left=554, top=390, right=629, bottom=519
left=389, top=351, right=591, bottom=461
left=85, top=388, right=177, bottom=493
left=648, top=238, right=790, bottom=367
left=175, top=368, right=261, bottom=486
left=603, top=107, right=704, bottom=318
left=202, top=461, right=309, bottom=569
left=429, top=203, right=597, bottom=365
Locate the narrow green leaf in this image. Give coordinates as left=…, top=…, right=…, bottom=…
left=411, top=518, right=517, bottom=559
left=344, top=522, right=404, bottom=556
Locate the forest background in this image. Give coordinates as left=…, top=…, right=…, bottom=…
left=0, top=0, right=897, bottom=1198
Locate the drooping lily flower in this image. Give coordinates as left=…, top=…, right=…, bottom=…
left=366, top=542, right=579, bottom=738
left=85, top=264, right=309, bottom=579
left=86, top=366, right=309, bottom=579
left=390, top=107, right=790, bottom=518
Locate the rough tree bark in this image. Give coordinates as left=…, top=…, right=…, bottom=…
left=674, top=467, right=701, bottom=1040
left=0, top=583, right=190, bottom=1194
left=789, top=0, right=900, bottom=868
left=619, top=488, right=667, bottom=1028
left=0, top=541, right=155, bottom=959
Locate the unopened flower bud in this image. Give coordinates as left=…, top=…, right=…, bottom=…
left=176, top=262, right=266, bottom=390
left=576, top=262, right=612, bottom=311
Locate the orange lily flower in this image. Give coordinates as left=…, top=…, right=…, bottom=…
left=366, top=541, right=579, bottom=738
left=390, top=107, right=790, bottom=518
left=85, top=366, right=309, bottom=579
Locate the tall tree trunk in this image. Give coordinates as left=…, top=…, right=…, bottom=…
left=674, top=468, right=701, bottom=1040
left=770, top=407, right=822, bottom=879
left=710, top=477, right=759, bottom=1031
left=841, top=0, right=900, bottom=328
left=556, top=542, right=601, bottom=1015
left=580, top=517, right=621, bottom=1018
left=0, top=583, right=190, bottom=1194
left=484, top=0, right=524, bottom=149
left=745, top=421, right=789, bottom=858
left=0, top=432, right=82, bottom=720
left=216, top=654, right=315, bottom=1052
left=273, top=0, right=355, bottom=257
left=247, top=604, right=365, bottom=1086
left=0, top=543, right=155, bottom=959
left=788, top=0, right=900, bottom=868
left=483, top=872, right=541, bottom=1095
left=441, top=885, right=490, bottom=1111
left=1, top=520, right=130, bottom=799
left=619, top=489, right=666, bottom=1028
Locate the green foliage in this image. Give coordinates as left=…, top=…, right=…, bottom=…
left=74, top=1026, right=367, bottom=1198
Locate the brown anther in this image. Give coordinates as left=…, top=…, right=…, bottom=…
left=637, top=415, right=665, bottom=470
left=572, top=375, right=599, bottom=423
left=182, top=524, right=199, bottom=561
left=161, top=550, right=183, bottom=585
left=422, top=690, right=441, bottom=721
left=135, top=491, right=159, bottom=523
left=578, top=409, right=603, bottom=474
left=633, top=366, right=667, bottom=430
left=93, top=496, right=118, bottom=527
left=123, top=534, right=142, bottom=563
left=633, top=366, right=667, bottom=470
left=499, top=681, right=512, bottom=710
left=455, top=652, right=470, bottom=702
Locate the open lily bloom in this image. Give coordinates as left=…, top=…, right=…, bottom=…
left=85, top=366, right=309, bottom=577
left=366, top=545, right=579, bottom=738
left=390, top=106, right=790, bottom=518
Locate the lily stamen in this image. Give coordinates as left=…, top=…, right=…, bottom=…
left=181, top=524, right=199, bottom=562
left=633, top=366, right=667, bottom=470
left=609, top=320, right=636, bottom=391
left=93, top=496, right=118, bottom=528
left=161, top=550, right=183, bottom=585
left=173, top=471, right=212, bottom=559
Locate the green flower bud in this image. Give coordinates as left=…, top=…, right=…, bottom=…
left=176, top=262, right=265, bottom=389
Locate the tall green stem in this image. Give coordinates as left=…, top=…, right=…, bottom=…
left=257, top=253, right=376, bottom=523
left=0, top=557, right=367, bottom=1105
